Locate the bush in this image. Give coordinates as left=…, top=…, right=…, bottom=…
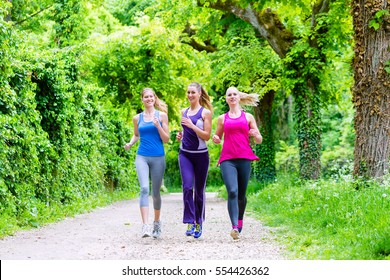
left=321, top=145, right=353, bottom=179
left=0, top=45, right=137, bottom=236
left=275, top=140, right=299, bottom=174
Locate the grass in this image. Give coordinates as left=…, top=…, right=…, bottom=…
left=247, top=173, right=390, bottom=260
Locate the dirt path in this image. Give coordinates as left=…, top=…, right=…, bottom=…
left=0, top=192, right=285, bottom=260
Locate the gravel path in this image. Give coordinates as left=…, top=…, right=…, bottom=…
left=0, top=192, right=285, bottom=260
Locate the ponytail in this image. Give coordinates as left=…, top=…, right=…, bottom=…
left=227, top=87, right=259, bottom=107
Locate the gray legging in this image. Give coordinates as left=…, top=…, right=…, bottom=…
left=220, top=159, right=251, bottom=227
left=135, top=155, right=166, bottom=210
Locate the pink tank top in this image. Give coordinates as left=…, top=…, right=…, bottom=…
left=218, top=111, right=259, bottom=165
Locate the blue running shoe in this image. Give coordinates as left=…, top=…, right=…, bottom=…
left=193, top=223, right=202, bottom=239
left=185, top=223, right=195, bottom=236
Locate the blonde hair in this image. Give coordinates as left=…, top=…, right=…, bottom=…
left=189, top=82, right=213, bottom=113
left=141, top=88, right=168, bottom=113
left=227, top=86, right=259, bottom=107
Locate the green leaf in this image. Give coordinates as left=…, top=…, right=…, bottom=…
left=369, top=20, right=380, bottom=30
left=385, top=60, right=390, bottom=73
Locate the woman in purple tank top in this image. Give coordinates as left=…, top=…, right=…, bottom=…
left=212, top=87, right=263, bottom=240
left=176, top=82, right=213, bottom=239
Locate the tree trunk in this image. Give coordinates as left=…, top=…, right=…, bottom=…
left=352, top=1, right=390, bottom=178
left=254, top=91, right=276, bottom=182
left=294, top=82, right=322, bottom=179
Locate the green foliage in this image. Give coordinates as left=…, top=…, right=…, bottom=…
left=0, top=15, right=137, bottom=234
left=320, top=95, right=355, bottom=178
left=273, top=0, right=353, bottom=179
left=384, top=60, right=390, bottom=74
left=249, top=174, right=390, bottom=259
left=280, top=1, right=353, bottom=178
left=210, top=20, right=281, bottom=99
left=163, top=131, right=181, bottom=190
left=50, top=0, right=91, bottom=47
left=207, top=138, right=224, bottom=187
left=275, top=140, right=299, bottom=173
left=104, top=0, right=160, bottom=26
left=83, top=13, right=209, bottom=122
left=369, top=9, right=389, bottom=31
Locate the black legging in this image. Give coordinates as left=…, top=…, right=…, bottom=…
left=220, top=159, right=251, bottom=227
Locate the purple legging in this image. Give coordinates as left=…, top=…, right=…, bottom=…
left=178, top=150, right=209, bottom=224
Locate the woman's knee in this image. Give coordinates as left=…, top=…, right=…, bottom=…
left=152, top=191, right=161, bottom=200
left=140, top=187, right=149, bottom=197
left=228, top=190, right=238, bottom=199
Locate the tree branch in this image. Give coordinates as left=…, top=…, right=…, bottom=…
left=197, top=0, right=296, bottom=58
left=13, top=5, right=53, bottom=26
left=311, top=0, right=331, bottom=27
left=181, top=22, right=218, bottom=53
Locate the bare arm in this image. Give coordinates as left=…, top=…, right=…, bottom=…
left=154, top=112, right=170, bottom=143
left=246, top=113, right=263, bottom=144
left=212, top=115, right=224, bottom=144
left=124, top=115, right=140, bottom=150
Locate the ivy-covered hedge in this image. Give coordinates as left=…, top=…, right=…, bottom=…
left=0, top=25, right=137, bottom=233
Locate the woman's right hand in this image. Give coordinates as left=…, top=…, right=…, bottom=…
left=176, top=131, right=183, bottom=142
left=212, top=134, right=221, bottom=144
left=124, top=143, right=132, bottom=150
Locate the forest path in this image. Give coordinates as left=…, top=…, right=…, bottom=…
left=0, top=192, right=285, bottom=260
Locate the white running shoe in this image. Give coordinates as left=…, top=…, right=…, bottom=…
left=141, top=224, right=151, bottom=238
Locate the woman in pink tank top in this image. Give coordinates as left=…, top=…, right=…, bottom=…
left=212, top=87, right=262, bottom=240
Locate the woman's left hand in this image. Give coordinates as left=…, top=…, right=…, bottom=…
left=212, top=134, right=221, bottom=144
left=152, top=116, right=161, bottom=128
left=249, top=128, right=259, bottom=137
left=249, top=129, right=262, bottom=144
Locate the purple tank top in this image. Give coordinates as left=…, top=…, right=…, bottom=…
left=180, top=107, right=207, bottom=153
left=218, top=110, right=259, bottom=164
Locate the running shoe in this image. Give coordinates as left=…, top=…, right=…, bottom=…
left=185, top=223, right=195, bottom=236
left=238, top=219, right=243, bottom=233
left=193, top=223, right=202, bottom=239
left=230, top=228, right=240, bottom=240
left=141, top=224, right=151, bottom=238
left=152, top=221, right=161, bottom=238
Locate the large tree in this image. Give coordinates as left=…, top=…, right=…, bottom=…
left=351, top=1, right=390, bottom=178
left=194, top=0, right=352, bottom=179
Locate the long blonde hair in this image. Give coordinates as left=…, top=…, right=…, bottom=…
left=227, top=86, right=259, bottom=107
left=141, top=88, right=168, bottom=113
left=189, top=82, right=213, bottom=113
